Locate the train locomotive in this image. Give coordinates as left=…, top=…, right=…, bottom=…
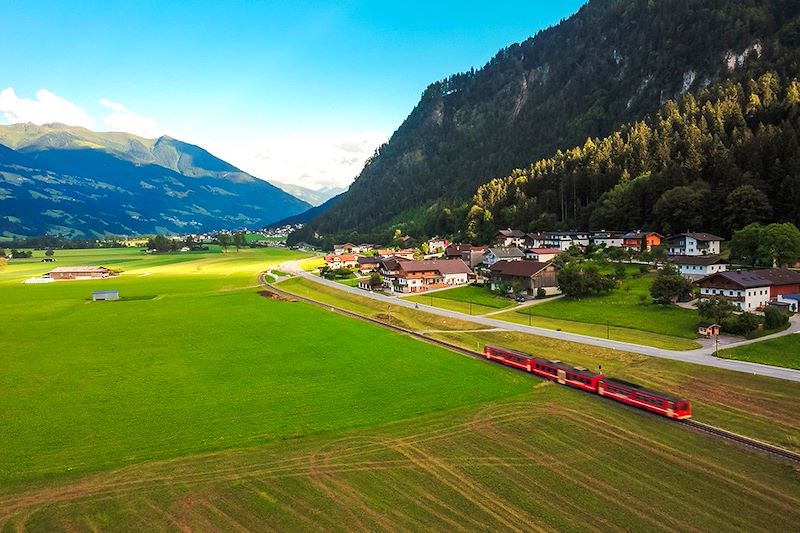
left=484, top=345, right=691, bottom=420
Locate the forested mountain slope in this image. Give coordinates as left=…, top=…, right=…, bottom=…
left=292, top=0, right=800, bottom=245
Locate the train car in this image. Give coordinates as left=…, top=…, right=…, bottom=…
left=483, top=345, right=602, bottom=392
left=598, top=377, right=692, bottom=419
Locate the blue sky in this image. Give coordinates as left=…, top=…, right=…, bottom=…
left=0, top=1, right=586, bottom=189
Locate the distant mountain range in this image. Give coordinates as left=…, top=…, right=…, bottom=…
left=266, top=192, right=344, bottom=228
left=0, top=123, right=310, bottom=238
left=269, top=181, right=346, bottom=207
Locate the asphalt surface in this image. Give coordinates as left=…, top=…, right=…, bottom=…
left=278, top=260, right=800, bottom=383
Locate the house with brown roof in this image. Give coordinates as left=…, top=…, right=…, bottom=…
left=44, top=266, right=116, bottom=280
left=489, top=260, right=559, bottom=296
left=384, top=259, right=472, bottom=293
left=695, top=268, right=800, bottom=310
left=495, top=229, right=527, bottom=247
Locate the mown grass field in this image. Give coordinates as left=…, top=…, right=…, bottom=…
left=1, top=250, right=799, bottom=531
left=0, top=248, right=527, bottom=489
left=719, top=334, right=800, bottom=369
left=495, top=268, right=702, bottom=350
left=404, top=284, right=515, bottom=315
left=276, top=276, right=800, bottom=451
left=2, top=386, right=798, bottom=532
left=430, top=330, right=800, bottom=452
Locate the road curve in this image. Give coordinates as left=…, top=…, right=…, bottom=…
left=276, top=260, right=800, bottom=383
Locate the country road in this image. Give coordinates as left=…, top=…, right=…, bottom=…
left=272, top=260, right=800, bottom=383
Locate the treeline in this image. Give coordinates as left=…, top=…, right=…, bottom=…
left=465, top=74, right=800, bottom=242
left=0, top=235, right=127, bottom=249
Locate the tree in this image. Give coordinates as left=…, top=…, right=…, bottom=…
left=558, top=262, right=615, bottom=298
left=736, top=312, right=761, bottom=336
left=613, top=263, right=627, bottom=280
left=650, top=264, right=692, bottom=304
left=369, top=272, right=383, bottom=288
left=730, top=223, right=764, bottom=267
left=652, top=183, right=709, bottom=234
left=764, top=306, right=790, bottom=330
left=757, top=223, right=800, bottom=267
left=723, top=185, right=772, bottom=230
left=218, top=233, right=232, bottom=252
left=45, top=248, right=54, bottom=257
left=697, top=296, right=737, bottom=324
left=233, top=232, right=246, bottom=252
left=147, top=235, right=175, bottom=253
left=0, top=248, right=6, bottom=258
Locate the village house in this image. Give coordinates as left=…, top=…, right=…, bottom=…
left=333, top=243, right=372, bottom=255
left=495, top=229, right=527, bottom=248
left=445, top=244, right=487, bottom=268
left=376, top=248, right=395, bottom=258
left=776, top=293, right=800, bottom=312
left=524, top=248, right=562, bottom=262
left=488, top=260, right=559, bottom=296
left=668, top=255, right=728, bottom=280
left=666, top=232, right=723, bottom=256
left=622, top=231, right=663, bottom=252
left=695, top=268, right=800, bottom=311
left=483, top=247, right=525, bottom=267
left=357, top=256, right=381, bottom=273
left=44, top=266, right=116, bottom=280
left=384, top=259, right=472, bottom=293
left=540, top=231, right=590, bottom=251
left=524, top=232, right=547, bottom=248
left=590, top=231, right=624, bottom=248
left=393, top=248, right=417, bottom=260
left=324, top=254, right=358, bottom=269
left=427, top=236, right=449, bottom=254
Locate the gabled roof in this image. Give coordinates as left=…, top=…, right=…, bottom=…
left=357, top=256, right=381, bottom=265
left=754, top=268, right=800, bottom=285
left=696, top=270, right=771, bottom=289
left=497, top=229, right=526, bottom=238
left=668, top=255, right=727, bottom=266
left=668, top=232, right=725, bottom=242
left=397, top=259, right=472, bottom=275
left=487, top=247, right=525, bottom=259
left=489, top=260, right=551, bottom=277
left=324, top=254, right=356, bottom=262
left=526, top=248, right=562, bottom=254
left=48, top=266, right=111, bottom=273
left=622, top=230, right=662, bottom=239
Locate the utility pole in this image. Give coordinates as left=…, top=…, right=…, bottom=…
left=607, top=320, right=610, bottom=339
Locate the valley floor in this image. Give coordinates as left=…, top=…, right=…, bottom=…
left=1, top=248, right=798, bottom=531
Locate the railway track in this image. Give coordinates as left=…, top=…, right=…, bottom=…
left=260, top=273, right=800, bottom=464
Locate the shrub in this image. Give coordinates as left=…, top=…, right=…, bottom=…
left=764, top=306, right=790, bottom=330
left=536, top=287, right=546, bottom=299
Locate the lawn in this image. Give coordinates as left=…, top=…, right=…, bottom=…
left=719, top=334, right=800, bottom=369
left=2, top=386, right=798, bottom=531
left=299, top=256, right=326, bottom=271
left=0, top=248, right=527, bottom=488
left=494, top=270, right=702, bottom=350
left=404, top=284, right=515, bottom=315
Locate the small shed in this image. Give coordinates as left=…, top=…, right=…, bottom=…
left=697, top=322, right=720, bottom=337
left=92, top=290, right=119, bottom=301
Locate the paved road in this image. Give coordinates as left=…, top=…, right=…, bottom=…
left=277, top=260, right=800, bottom=383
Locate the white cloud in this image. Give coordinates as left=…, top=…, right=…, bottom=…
left=195, top=130, right=387, bottom=190
left=99, top=97, right=161, bottom=138
left=0, top=87, right=95, bottom=128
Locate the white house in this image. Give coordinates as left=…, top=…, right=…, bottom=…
left=590, top=231, right=624, bottom=248
left=695, top=271, right=772, bottom=311
left=668, top=255, right=728, bottom=280
left=427, top=237, right=449, bottom=254
left=524, top=248, right=562, bottom=262
left=495, top=229, right=527, bottom=247
left=540, top=231, right=591, bottom=251
left=385, top=259, right=472, bottom=293
left=666, top=233, right=724, bottom=256
left=483, top=247, right=525, bottom=266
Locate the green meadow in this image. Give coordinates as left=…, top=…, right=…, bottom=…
left=404, top=284, right=515, bottom=315
left=719, top=334, right=800, bottom=370
left=494, top=269, right=702, bottom=350
left=1, top=248, right=798, bottom=531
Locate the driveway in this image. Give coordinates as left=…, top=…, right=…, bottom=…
left=276, top=260, right=800, bottom=383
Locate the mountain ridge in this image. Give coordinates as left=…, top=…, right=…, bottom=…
left=0, top=124, right=311, bottom=237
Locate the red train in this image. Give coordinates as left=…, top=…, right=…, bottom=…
left=484, top=345, right=692, bottom=420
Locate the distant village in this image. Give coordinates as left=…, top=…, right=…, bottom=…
left=315, top=229, right=800, bottom=315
